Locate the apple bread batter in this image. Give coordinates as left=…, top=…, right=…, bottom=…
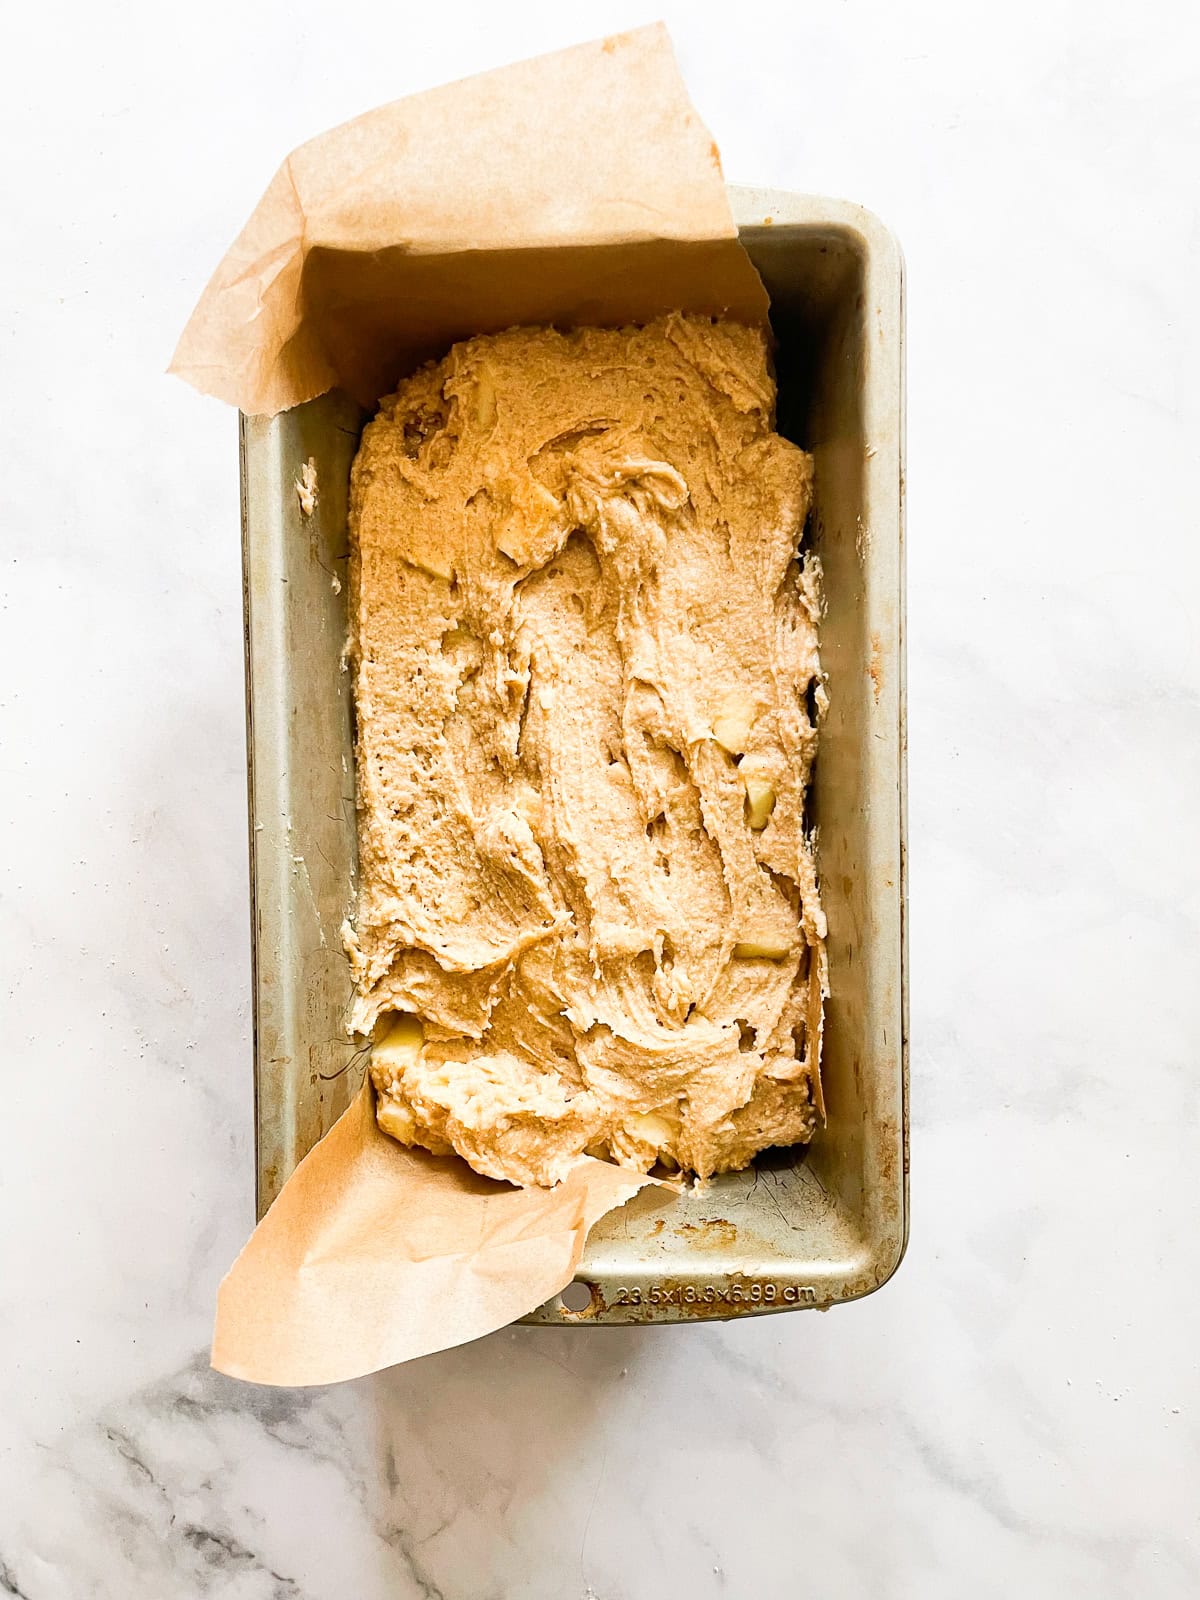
left=346, top=314, right=827, bottom=1187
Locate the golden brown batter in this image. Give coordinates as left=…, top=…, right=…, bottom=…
left=346, top=314, right=827, bottom=1187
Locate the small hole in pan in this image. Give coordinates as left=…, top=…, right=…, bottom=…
left=558, top=1280, right=594, bottom=1314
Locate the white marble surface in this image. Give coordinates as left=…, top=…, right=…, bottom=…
left=3, top=1, right=1199, bottom=1594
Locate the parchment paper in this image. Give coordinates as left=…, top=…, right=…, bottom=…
left=184, top=24, right=766, bottom=1383
left=170, top=23, right=767, bottom=416
left=214, top=1084, right=657, bottom=1385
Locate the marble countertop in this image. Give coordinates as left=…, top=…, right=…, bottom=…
left=3, top=2, right=1197, bottom=1595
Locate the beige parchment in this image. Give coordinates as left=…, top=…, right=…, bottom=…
left=170, top=24, right=766, bottom=416
left=185, top=24, right=765, bottom=1383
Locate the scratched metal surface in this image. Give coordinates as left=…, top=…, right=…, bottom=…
left=240, top=187, right=907, bottom=1324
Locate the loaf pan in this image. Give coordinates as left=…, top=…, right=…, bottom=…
left=240, top=186, right=907, bottom=1323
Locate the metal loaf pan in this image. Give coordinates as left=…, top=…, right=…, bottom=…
left=240, top=187, right=907, bottom=1324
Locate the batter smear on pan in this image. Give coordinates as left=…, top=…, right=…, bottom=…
left=345, top=314, right=827, bottom=1187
